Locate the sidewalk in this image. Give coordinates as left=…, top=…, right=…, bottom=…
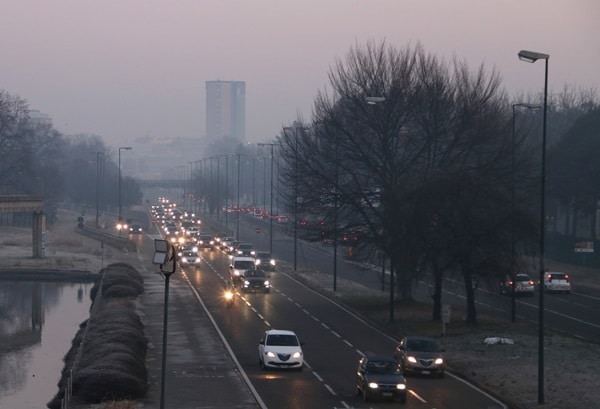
left=137, top=256, right=261, bottom=409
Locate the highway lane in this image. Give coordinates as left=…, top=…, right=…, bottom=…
left=184, top=245, right=506, bottom=409
left=234, top=214, right=600, bottom=341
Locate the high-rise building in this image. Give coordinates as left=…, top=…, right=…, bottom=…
left=205, top=80, right=246, bottom=144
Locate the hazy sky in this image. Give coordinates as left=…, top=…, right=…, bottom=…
left=2, top=1, right=598, bottom=147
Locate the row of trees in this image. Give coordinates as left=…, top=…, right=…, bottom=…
left=271, top=41, right=598, bottom=324
left=0, top=90, right=142, bottom=224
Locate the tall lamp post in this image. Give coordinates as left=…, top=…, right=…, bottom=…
left=118, top=146, right=132, bottom=233
left=93, top=152, right=105, bottom=228
left=283, top=126, right=309, bottom=271
left=235, top=153, right=245, bottom=239
left=518, top=48, right=549, bottom=405
left=258, top=143, right=276, bottom=254
left=511, top=103, right=540, bottom=323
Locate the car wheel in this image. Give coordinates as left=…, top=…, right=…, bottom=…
left=362, top=387, right=369, bottom=402
left=259, top=357, right=266, bottom=370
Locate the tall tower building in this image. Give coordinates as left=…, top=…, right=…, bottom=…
left=205, top=80, right=246, bottom=144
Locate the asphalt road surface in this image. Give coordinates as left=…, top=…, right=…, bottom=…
left=136, top=219, right=507, bottom=409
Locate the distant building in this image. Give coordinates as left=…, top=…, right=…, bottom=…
left=27, top=109, right=53, bottom=127
left=205, top=80, right=246, bottom=144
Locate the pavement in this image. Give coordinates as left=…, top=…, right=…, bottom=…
left=138, top=262, right=261, bottom=409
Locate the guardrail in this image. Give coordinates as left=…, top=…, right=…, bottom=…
left=75, top=225, right=136, bottom=252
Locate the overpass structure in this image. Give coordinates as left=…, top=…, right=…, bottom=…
left=0, top=195, right=45, bottom=257
left=0, top=195, right=43, bottom=213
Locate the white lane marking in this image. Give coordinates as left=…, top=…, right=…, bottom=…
left=356, top=349, right=365, bottom=356
left=324, top=384, right=337, bottom=396
left=331, top=331, right=341, bottom=338
left=409, top=389, right=427, bottom=403
left=343, top=339, right=353, bottom=347
left=312, top=371, right=323, bottom=382
left=321, top=322, right=330, bottom=330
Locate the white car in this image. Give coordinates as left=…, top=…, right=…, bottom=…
left=544, top=272, right=571, bottom=293
left=229, top=256, right=256, bottom=285
left=258, top=329, right=303, bottom=370
left=179, top=251, right=201, bottom=266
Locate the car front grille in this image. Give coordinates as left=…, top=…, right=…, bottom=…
left=419, top=359, right=434, bottom=367
left=277, top=353, right=291, bottom=361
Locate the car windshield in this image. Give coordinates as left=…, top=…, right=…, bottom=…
left=234, top=261, right=255, bottom=269
left=266, top=334, right=299, bottom=346
left=257, top=252, right=271, bottom=259
left=515, top=275, right=531, bottom=282
left=406, top=338, right=440, bottom=352
left=239, top=244, right=252, bottom=249
left=367, top=360, right=401, bottom=374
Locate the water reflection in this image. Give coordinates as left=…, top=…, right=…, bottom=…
left=0, top=280, right=92, bottom=409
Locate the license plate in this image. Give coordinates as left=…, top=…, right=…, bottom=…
left=382, top=392, right=393, bottom=397
left=421, top=370, right=430, bottom=375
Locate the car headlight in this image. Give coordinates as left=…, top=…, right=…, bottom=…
left=250, top=250, right=255, bottom=255
left=434, top=358, right=444, bottom=365
left=195, top=258, right=201, bottom=263
left=292, top=352, right=302, bottom=358
left=396, top=383, right=406, bottom=390
left=244, top=280, right=250, bottom=286
left=264, top=280, right=270, bottom=287
left=266, top=351, right=276, bottom=358
left=234, top=270, right=241, bottom=276
left=182, top=257, right=188, bottom=263
left=368, top=382, right=379, bottom=389
left=270, top=260, right=276, bottom=266
left=407, top=356, right=418, bottom=363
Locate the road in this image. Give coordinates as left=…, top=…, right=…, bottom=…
left=134, top=216, right=507, bottom=409
left=232, top=213, right=600, bottom=342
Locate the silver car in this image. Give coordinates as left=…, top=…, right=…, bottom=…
left=394, top=336, right=445, bottom=377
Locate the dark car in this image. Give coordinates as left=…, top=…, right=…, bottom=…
left=356, top=355, right=407, bottom=402
left=198, top=234, right=214, bottom=250
left=394, top=336, right=445, bottom=377
left=128, top=224, right=143, bottom=234
left=255, top=251, right=275, bottom=271
left=241, top=268, right=270, bottom=293
left=236, top=242, right=256, bottom=257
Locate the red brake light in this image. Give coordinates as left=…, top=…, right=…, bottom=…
left=547, top=274, right=552, bottom=282
left=565, top=274, right=569, bottom=282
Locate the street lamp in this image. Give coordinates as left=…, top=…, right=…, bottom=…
left=235, top=153, right=245, bottom=239
left=510, top=103, right=540, bottom=323
left=283, top=126, right=309, bottom=271
left=118, top=146, right=132, bottom=234
left=518, top=48, right=549, bottom=405
left=93, top=152, right=105, bottom=228
left=258, top=143, right=277, bottom=254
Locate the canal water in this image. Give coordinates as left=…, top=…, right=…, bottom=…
left=0, top=280, right=93, bottom=409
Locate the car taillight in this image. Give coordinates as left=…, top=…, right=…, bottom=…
left=565, top=274, right=569, bottom=283
left=529, top=280, right=535, bottom=285
left=547, top=274, right=552, bottom=282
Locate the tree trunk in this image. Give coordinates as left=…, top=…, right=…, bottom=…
left=432, top=268, right=443, bottom=321
left=462, top=269, right=478, bottom=325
